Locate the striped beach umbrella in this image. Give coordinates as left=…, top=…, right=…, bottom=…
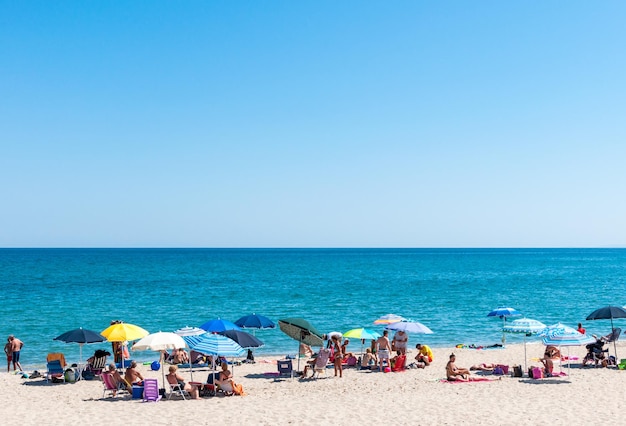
left=374, top=314, right=406, bottom=325
left=503, top=318, right=546, bottom=371
left=540, top=323, right=595, bottom=377
left=184, top=333, right=245, bottom=358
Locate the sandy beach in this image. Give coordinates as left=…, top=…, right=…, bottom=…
left=3, top=341, right=626, bottom=425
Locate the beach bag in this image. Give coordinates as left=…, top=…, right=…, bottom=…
left=493, top=367, right=504, bottom=375
left=513, top=365, right=523, bottom=377
left=532, top=367, right=543, bottom=379
left=496, top=364, right=509, bottom=374
left=233, top=383, right=245, bottom=396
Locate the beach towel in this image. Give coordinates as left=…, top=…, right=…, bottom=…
left=439, top=378, right=495, bottom=384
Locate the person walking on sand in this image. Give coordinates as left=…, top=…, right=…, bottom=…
left=4, top=338, right=12, bottom=372
left=376, top=330, right=392, bottom=371
left=9, top=335, right=23, bottom=372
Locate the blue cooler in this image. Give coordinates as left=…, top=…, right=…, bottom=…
left=132, top=386, right=144, bottom=399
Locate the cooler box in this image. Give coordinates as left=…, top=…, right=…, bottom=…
left=132, top=386, right=144, bottom=399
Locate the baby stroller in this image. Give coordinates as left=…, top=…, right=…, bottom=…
left=583, top=338, right=608, bottom=367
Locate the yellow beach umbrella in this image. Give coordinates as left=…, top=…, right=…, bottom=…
left=101, top=323, right=149, bottom=342
left=101, top=323, right=149, bottom=370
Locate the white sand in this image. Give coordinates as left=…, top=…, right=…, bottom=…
left=3, top=342, right=626, bottom=425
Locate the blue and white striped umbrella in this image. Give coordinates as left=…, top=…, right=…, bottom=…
left=503, top=318, right=546, bottom=371
left=540, top=323, right=595, bottom=346
left=539, top=323, right=595, bottom=378
left=184, top=333, right=245, bottom=357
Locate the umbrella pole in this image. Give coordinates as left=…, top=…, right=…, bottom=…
left=501, top=317, right=506, bottom=345
left=611, top=316, right=618, bottom=361
left=523, top=335, right=527, bottom=372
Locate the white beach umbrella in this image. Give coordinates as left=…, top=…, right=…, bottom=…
left=502, top=318, right=546, bottom=371
left=132, top=332, right=187, bottom=383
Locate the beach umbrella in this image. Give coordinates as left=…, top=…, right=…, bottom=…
left=539, top=323, right=595, bottom=377
left=199, top=318, right=242, bottom=333
left=502, top=318, right=546, bottom=371
left=184, top=333, right=245, bottom=357
left=586, top=305, right=626, bottom=360
left=487, top=307, right=521, bottom=344
left=53, top=327, right=106, bottom=381
left=343, top=328, right=381, bottom=355
left=174, top=327, right=208, bottom=381
left=174, top=326, right=206, bottom=337
left=220, top=330, right=264, bottom=349
left=374, top=314, right=406, bottom=325
left=101, top=323, right=149, bottom=370
left=385, top=321, right=434, bottom=334
left=132, top=332, right=187, bottom=382
left=184, top=333, right=245, bottom=376
left=278, top=318, right=325, bottom=373
left=234, top=314, right=275, bottom=330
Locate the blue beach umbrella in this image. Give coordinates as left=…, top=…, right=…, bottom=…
left=220, top=330, right=264, bottom=349
left=488, top=307, right=522, bottom=344
left=53, top=327, right=106, bottom=380
left=234, top=314, right=275, bottom=330
left=199, top=319, right=241, bottom=333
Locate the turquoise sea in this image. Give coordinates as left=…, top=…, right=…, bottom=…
left=2, top=248, right=626, bottom=369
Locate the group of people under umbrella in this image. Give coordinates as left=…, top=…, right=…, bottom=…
left=51, top=305, right=626, bottom=384
left=52, top=314, right=275, bottom=382
left=490, top=305, right=626, bottom=376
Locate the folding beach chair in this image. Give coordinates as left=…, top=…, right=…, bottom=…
left=277, top=359, right=293, bottom=378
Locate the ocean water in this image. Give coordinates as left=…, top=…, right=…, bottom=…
left=2, top=248, right=626, bottom=369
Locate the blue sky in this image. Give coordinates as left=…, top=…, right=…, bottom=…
left=1, top=1, right=625, bottom=247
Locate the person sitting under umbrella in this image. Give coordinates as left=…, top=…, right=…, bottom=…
left=106, top=364, right=131, bottom=394
left=124, top=361, right=144, bottom=386
left=166, top=365, right=199, bottom=399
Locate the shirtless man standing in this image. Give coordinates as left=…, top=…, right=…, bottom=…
left=9, top=335, right=23, bottom=372
left=376, top=330, right=393, bottom=371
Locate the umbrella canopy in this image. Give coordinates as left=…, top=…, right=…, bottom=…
left=199, top=319, right=242, bottom=333
left=374, top=314, right=406, bottom=325
left=278, top=317, right=325, bottom=373
left=54, top=328, right=106, bottom=344
left=343, top=328, right=382, bottom=356
left=343, top=328, right=381, bottom=341
left=220, top=330, right=264, bottom=349
left=132, top=332, right=187, bottom=351
left=502, top=318, right=547, bottom=335
left=174, top=326, right=206, bottom=337
left=234, top=314, right=275, bottom=329
left=586, top=306, right=626, bottom=359
left=184, top=333, right=245, bottom=357
left=540, top=323, right=595, bottom=346
left=586, top=306, right=626, bottom=321
left=101, top=323, right=149, bottom=342
left=502, top=318, right=547, bottom=371
left=386, top=321, right=434, bottom=334
left=488, top=306, right=521, bottom=344
left=278, top=318, right=325, bottom=346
